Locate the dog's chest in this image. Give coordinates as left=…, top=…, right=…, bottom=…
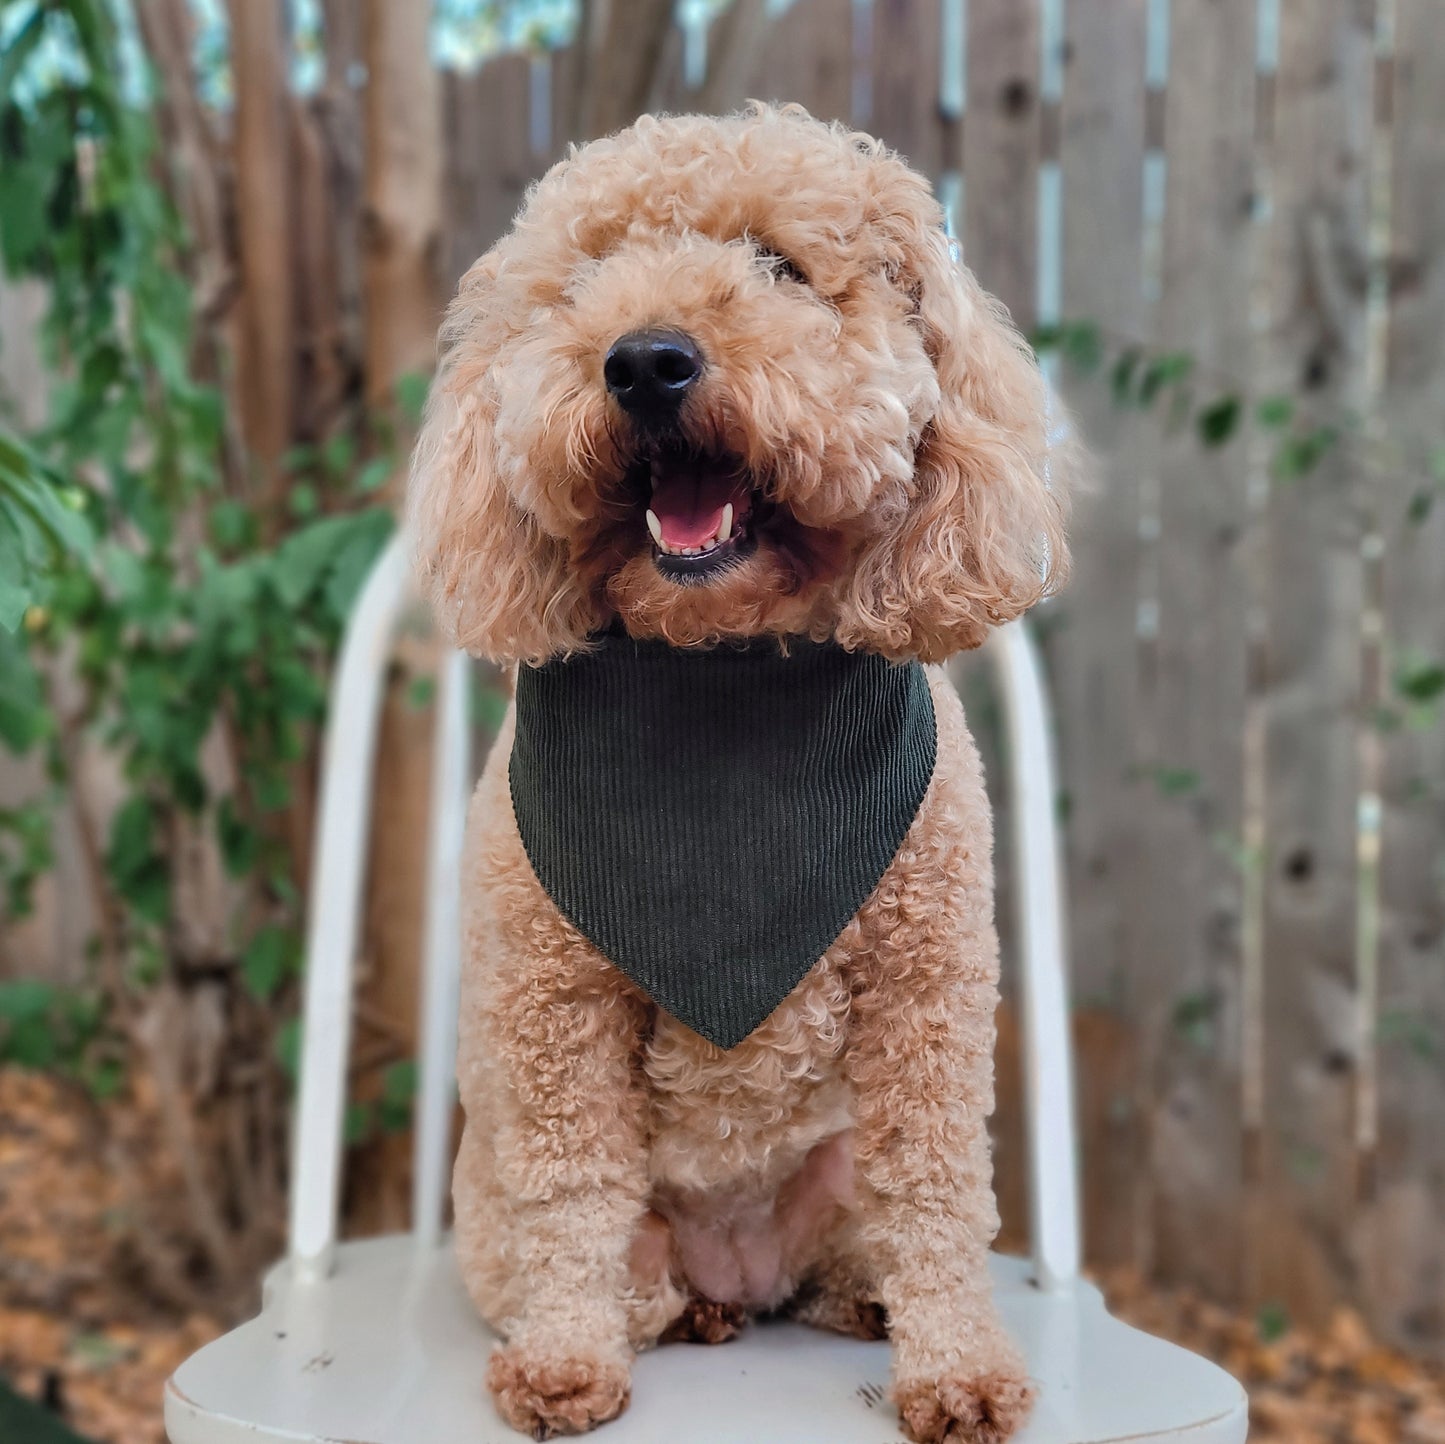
left=641, top=956, right=854, bottom=1200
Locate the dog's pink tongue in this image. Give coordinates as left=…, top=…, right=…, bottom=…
left=650, top=466, right=749, bottom=549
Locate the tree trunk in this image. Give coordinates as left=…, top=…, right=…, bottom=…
left=133, top=0, right=233, bottom=321
left=361, top=0, right=445, bottom=407
left=225, top=0, right=296, bottom=495
left=352, top=0, right=448, bottom=1233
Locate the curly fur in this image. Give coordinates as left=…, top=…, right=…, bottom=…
left=410, top=104, right=1070, bottom=1442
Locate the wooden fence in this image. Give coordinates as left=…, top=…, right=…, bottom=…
left=430, top=0, right=1445, bottom=1355
left=3, top=0, right=1443, bottom=1355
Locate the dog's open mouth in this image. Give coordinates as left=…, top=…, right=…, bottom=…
left=639, top=448, right=761, bottom=583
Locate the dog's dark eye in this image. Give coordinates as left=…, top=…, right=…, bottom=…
left=754, top=245, right=809, bottom=287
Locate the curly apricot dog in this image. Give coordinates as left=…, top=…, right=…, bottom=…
left=408, top=103, right=1068, bottom=1442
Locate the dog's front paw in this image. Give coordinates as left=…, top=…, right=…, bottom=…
left=487, top=1344, right=632, bottom=1439
left=660, top=1295, right=748, bottom=1344
left=894, top=1371, right=1035, bottom=1444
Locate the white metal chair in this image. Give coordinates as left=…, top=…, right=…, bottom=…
left=165, top=533, right=1249, bottom=1444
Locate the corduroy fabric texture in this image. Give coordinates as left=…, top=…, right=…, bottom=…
left=509, top=634, right=937, bottom=1049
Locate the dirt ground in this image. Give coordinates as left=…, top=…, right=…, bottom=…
left=2, top=1065, right=1443, bottom=1444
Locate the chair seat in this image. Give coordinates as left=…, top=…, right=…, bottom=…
left=165, top=1235, right=1247, bottom=1444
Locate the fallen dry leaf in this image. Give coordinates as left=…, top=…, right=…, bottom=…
left=3, top=1066, right=1444, bottom=1443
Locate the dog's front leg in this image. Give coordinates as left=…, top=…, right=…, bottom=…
left=463, top=913, right=652, bottom=1439
left=848, top=948, right=1032, bottom=1444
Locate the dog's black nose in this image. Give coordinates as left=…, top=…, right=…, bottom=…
left=604, top=330, right=703, bottom=413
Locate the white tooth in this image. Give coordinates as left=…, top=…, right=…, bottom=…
left=718, top=503, right=733, bottom=545
left=646, top=509, right=663, bottom=545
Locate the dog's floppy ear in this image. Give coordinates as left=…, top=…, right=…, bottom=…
left=407, top=257, right=594, bottom=665
left=844, top=230, right=1069, bottom=661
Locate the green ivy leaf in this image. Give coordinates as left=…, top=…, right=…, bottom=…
left=1153, top=766, right=1201, bottom=798
left=0, top=624, right=47, bottom=753
left=283, top=443, right=319, bottom=473
left=289, top=482, right=320, bottom=519
left=344, top=1101, right=375, bottom=1146
left=242, top=924, right=295, bottom=1001
left=1171, top=990, right=1218, bottom=1050
left=269, top=509, right=392, bottom=615
left=0, top=798, right=55, bottom=917
left=1110, top=349, right=1142, bottom=408
left=3, top=1015, right=57, bottom=1068
left=0, top=156, right=49, bottom=270
left=380, top=1057, right=418, bottom=1133
left=217, top=796, right=260, bottom=878
left=0, top=979, right=57, bottom=1023
left=355, top=456, right=394, bottom=495
left=1254, top=395, right=1294, bottom=430
left=323, top=510, right=393, bottom=621
left=253, top=770, right=293, bottom=812
left=1196, top=395, right=1241, bottom=448
left=0, top=514, right=33, bottom=632
left=1271, top=427, right=1338, bottom=483
left=395, top=371, right=430, bottom=424
left=275, top=1016, right=302, bottom=1084
left=1062, top=321, right=1103, bottom=375
left=209, top=498, right=257, bottom=551
left=470, top=671, right=510, bottom=733
left=0, top=432, right=92, bottom=555
left=322, top=432, right=357, bottom=480
left=1137, top=352, right=1192, bottom=408
left=81, top=1057, right=125, bottom=1100
left=1379, top=1009, right=1438, bottom=1060
left=1406, top=489, right=1436, bottom=526
left=1256, top=1303, right=1290, bottom=1343
left=1396, top=660, right=1445, bottom=704
left=269, top=517, right=347, bottom=608
left=105, top=796, right=169, bottom=924
left=0, top=980, right=62, bottom=1069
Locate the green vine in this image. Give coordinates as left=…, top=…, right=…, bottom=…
left=0, top=0, right=396, bottom=1096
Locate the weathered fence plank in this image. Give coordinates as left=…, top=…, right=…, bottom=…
left=551, top=43, right=584, bottom=156
left=1376, top=0, right=1445, bottom=1359
left=1252, top=0, right=1373, bottom=1326
left=756, top=0, right=855, bottom=125
left=867, top=0, right=943, bottom=178
left=1144, top=0, right=1257, bottom=1301
left=962, top=0, right=1041, bottom=332
left=951, top=0, right=1044, bottom=1253
left=647, top=20, right=691, bottom=114
left=445, top=52, right=537, bottom=281
left=1051, top=0, right=1149, bottom=1274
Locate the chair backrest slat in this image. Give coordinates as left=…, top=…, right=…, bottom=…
left=412, top=647, right=473, bottom=1248
left=289, top=534, right=412, bottom=1274
left=989, top=620, right=1082, bottom=1289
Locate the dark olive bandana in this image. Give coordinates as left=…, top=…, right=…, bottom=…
left=508, top=633, right=938, bottom=1049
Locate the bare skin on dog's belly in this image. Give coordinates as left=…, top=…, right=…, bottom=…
left=639, top=964, right=856, bottom=1311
